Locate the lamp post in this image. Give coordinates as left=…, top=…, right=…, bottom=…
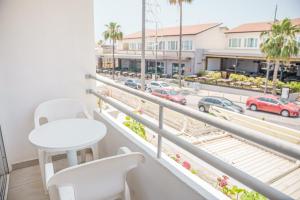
left=155, top=21, right=158, bottom=80
left=141, top=0, right=146, bottom=91
left=264, top=62, right=270, bottom=94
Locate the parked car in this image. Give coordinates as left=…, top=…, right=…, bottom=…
left=147, top=81, right=172, bottom=92
left=246, top=95, right=300, bottom=117
left=152, top=89, right=186, bottom=105
left=198, top=96, right=244, bottom=113
left=124, top=79, right=144, bottom=89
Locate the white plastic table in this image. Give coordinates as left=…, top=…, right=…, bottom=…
left=29, top=119, right=107, bottom=166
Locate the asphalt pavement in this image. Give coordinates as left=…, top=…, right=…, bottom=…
left=106, top=74, right=300, bottom=131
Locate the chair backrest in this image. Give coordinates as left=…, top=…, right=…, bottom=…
left=47, top=152, right=144, bottom=200
left=34, top=98, right=88, bottom=128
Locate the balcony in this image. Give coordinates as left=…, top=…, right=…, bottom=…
left=1, top=1, right=300, bottom=200
left=8, top=74, right=300, bottom=200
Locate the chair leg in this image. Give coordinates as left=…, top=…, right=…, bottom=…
left=38, top=149, right=48, bottom=194
left=80, top=149, right=86, bottom=163
left=122, top=182, right=131, bottom=200
left=91, top=143, right=99, bottom=160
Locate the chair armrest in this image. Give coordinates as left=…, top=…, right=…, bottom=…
left=117, top=147, right=132, bottom=155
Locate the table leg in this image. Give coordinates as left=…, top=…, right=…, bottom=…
left=38, top=149, right=48, bottom=194
left=67, top=150, right=78, bottom=166
left=91, top=143, right=99, bottom=160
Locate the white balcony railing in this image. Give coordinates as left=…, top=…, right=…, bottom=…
left=86, top=74, right=300, bottom=200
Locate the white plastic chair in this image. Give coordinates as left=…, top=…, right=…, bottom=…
left=45, top=147, right=145, bottom=200
left=34, top=98, right=97, bottom=193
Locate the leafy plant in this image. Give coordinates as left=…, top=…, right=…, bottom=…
left=240, top=191, right=266, bottom=200
left=123, top=116, right=147, bottom=140
left=197, top=70, right=208, bottom=77
left=170, top=153, right=198, bottom=175
left=217, top=176, right=266, bottom=200
left=207, top=72, right=222, bottom=80
left=229, top=74, right=247, bottom=82
left=285, top=81, right=300, bottom=93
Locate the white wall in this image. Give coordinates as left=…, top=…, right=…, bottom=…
left=0, top=0, right=96, bottom=166
left=195, top=26, right=227, bottom=49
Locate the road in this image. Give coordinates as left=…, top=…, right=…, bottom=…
left=184, top=94, right=300, bottom=131
left=106, top=74, right=300, bottom=131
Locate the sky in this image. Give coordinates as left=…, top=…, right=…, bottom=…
left=93, top=0, right=300, bottom=42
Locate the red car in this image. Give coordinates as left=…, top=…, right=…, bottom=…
left=152, top=89, right=186, bottom=105
left=246, top=95, right=300, bottom=117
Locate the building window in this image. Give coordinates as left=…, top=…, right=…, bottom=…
left=129, top=43, right=137, bottom=50
left=158, top=41, right=165, bottom=50
left=147, top=42, right=154, bottom=50
left=137, top=43, right=141, bottom=50
left=168, top=41, right=178, bottom=51
left=182, top=40, right=193, bottom=50
left=244, top=38, right=258, bottom=48
left=229, top=38, right=241, bottom=48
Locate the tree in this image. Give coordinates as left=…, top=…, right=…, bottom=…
left=260, top=18, right=300, bottom=94
left=169, top=0, right=194, bottom=88
left=96, top=40, right=103, bottom=47
left=103, top=22, right=123, bottom=80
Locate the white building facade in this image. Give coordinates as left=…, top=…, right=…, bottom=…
left=205, top=18, right=300, bottom=80
left=97, top=23, right=227, bottom=76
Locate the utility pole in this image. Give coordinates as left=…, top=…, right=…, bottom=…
left=178, top=1, right=183, bottom=88
left=155, top=21, right=158, bottom=80
left=141, top=0, right=146, bottom=91
left=264, top=4, right=278, bottom=94
left=273, top=4, right=278, bottom=22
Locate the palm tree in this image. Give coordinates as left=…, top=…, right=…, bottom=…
left=96, top=40, right=103, bottom=47
left=103, top=22, right=123, bottom=80
left=169, top=0, right=194, bottom=88
left=260, top=18, right=299, bottom=94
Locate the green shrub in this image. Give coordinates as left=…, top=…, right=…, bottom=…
left=196, top=70, right=208, bottom=77
left=285, top=81, right=300, bottom=93
left=207, top=72, right=221, bottom=80
left=240, top=191, right=266, bottom=200
left=123, top=116, right=147, bottom=140
left=276, top=81, right=285, bottom=89
left=252, top=77, right=265, bottom=87
left=229, top=74, right=248, bottom=82
left=184, top=77, right=196, bottom=82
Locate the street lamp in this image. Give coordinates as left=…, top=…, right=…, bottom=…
left=141, top=0, right=146, bottom=91
left=264, top=61, right=270, bottom=94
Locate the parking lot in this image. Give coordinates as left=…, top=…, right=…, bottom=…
left=102, top=74, right=300, bottom=131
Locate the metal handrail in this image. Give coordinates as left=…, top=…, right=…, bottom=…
left=86, top=74, right=298, bottom=200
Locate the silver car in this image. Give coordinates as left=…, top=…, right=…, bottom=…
left=198, top=96, right=244, bottom=113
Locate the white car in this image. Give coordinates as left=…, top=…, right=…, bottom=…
left=147, top=81, right=172, bottom=92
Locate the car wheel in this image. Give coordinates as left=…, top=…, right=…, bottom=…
left=250, top=104, right=257, bottom=111
left=281, top=110, right=290, bottom=117
left=199, top=105, right=206, bottom=112
left=147, top=88, right=152, bottom=93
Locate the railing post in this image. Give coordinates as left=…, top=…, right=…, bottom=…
left=157, top=105, right=163, bottom=158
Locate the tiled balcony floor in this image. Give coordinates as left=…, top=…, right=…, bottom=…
left=7, top=153, right=93, bottom=200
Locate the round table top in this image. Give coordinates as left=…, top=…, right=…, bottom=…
left=29, top=119, right=107, bottom=152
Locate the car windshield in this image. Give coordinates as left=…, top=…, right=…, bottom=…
left=279, top=98, right=289, bottom=105
left=222, top=99, right=233, bottom=106
left=160, top=83, right=169, bottom=87
left=168, top=90, right=178, bottom=95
